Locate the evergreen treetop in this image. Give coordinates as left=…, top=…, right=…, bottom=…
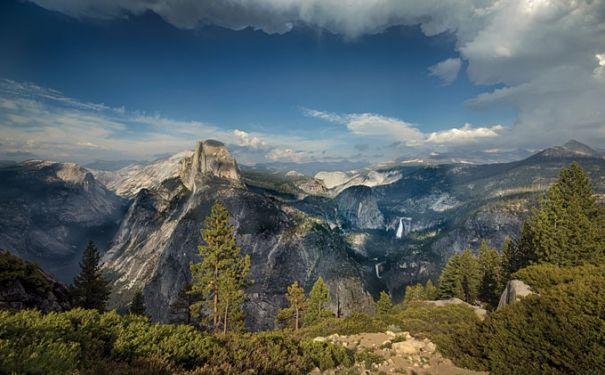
left=189, top=201, right=250, bottom=334
left=305, top=277, right=331, bottom=325
left=71, top=241, right=111, bottom=311
left=376, top=291, right=393, bottom=319
left=129, top=290, right=146, bottom=316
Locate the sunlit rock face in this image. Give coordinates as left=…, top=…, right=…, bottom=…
left=181, top=140, right=242, bottom=191
left=102, top=140, right=374, bottom=330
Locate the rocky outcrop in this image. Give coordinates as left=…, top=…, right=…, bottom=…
left=180, top=140, right=241, bottom=191
left=335, top=186, right=385, bottom=230
left=0, top=251, right=71, bottom=312
left=103, top=141, right=374, bottom=330
left=0, top=161, right=125, bottom=282
left=497, top=280, right=534, bottom=309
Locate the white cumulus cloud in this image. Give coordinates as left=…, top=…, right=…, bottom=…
left=426, top=123, right=504, bottom=145
left=428, top=58, right=462, bottom=85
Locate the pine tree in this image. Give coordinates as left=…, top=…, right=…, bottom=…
left=376, top=291, right=393, bottom=319
left=424, top=279, right=437, bottom=300
left=71, top=241, right=111, bottom=311
left=168, top=284, right=201, bottom=325
left=438, top=250, right=480, bottom=303
left=129, top=290, right=146, bottom=316
left=403, top=284, right=426, bottom=304
left=459, top=249, right=481, bottom=303
left=438, top=253, right=463, bottom=299
left=276, top=281, right=306, bottom=330
left=478, top=241, right=504, bottom=308
left=305, top=277, right=331, bottom=325
left=514, top=163, right=603, bottom=267
left=189, top=201, right=251, bottom=334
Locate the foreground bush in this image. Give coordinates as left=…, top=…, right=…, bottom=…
left=511, top=262, right=605, bottom=292
left=0, top=309, right=353, bottom=374
left=445, top=264, right=605, bottom=374
left=295, top=311, right=386, bottom=339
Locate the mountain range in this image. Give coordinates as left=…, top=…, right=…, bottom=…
left=0, top=139, right=603, bottom=330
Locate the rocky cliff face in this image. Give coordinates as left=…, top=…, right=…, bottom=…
left=103, top=141, right=374, bottom=330
left=335, top=186, right=385, bottom=230
left=0, top=161, right=126, bottom=282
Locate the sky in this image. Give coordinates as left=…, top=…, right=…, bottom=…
left=0, top=0, right=604, bottom=167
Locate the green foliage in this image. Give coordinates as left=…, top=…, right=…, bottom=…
left=512, top=262, right=605, bottom=293
left=376, top=291, right=393, bottom=319
left=355, top=348, right=384, bottom=370
left=189, top=201, right=251, bottom=333
left=478, top=241, right=505, bottom=309
left=0, top=250, right=52, bottom=295
left=168, top=284, right=199, bottom=325
left=438, top=249, right=481, bottom=303
left=277, top=280, right=306, bottom=330
left=513, top=163, right=604, bottom=269
left=71, top=241, right=111, bottom=311
left=305, top=277, right=331, bottom=325
left=424, top=279, right=437, bottom=300
left=403, top=284, right=426, bottom=304
left=129, top=290, right=146, bottom=316
left=0, top=308, right=352, bottom=374
left=296, top=312, right=386, bottom=339
left=395, top=303, right=481, bottom=340
left=444, top=263, right=605, bottom=374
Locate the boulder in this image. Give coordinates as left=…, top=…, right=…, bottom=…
left=497, top=280, right=533, bottom=309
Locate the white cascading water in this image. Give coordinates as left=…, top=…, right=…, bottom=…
left=396, top=217, right=404, bottom=239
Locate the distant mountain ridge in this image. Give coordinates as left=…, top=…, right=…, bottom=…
left=1, top=139, right=604, bottom=330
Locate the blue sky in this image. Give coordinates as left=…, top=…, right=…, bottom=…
left=0, top=0, right=604, bottom=166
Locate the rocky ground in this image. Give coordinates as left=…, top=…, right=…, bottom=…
left=310, top=331, right=487, bottom=375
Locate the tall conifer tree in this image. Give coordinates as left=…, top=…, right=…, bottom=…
left=129, top=290, right=146, bottom=316
left=305, top=277, right=331, bottom=325
left=515, top=163, right=603, bottom=268
left=190, top=201, right=250, bottom=333
left=71, top=241, right=111, bottom=311
left=376, top=291, right=393, bottom=319
left=276, top=281, right=306, bottom=330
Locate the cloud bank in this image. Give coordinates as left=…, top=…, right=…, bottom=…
left=0, top=79, right=330, bottom=164
left=27, top=0, right=605, bottom=149
left=303, top=108, right=505, bottom=147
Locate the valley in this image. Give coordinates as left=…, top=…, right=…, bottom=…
left=1, top=139, right=603, bottom=330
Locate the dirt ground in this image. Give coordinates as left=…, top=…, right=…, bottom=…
left=309, top=331, right=488, bottom=375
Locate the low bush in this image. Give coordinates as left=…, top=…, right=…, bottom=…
left=355, top=348, right=384, bottom=370
left=512, top=262, right=605, bottom=292
left=0, top=309, right=352, bottom=374
left=295, top=311, right=386, bottom=339
left=444, top=264, right=605, bottom=374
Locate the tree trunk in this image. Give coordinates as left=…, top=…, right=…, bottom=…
left=295, top=307, right=299, bottom=331
left=223, top=299, right=229, bottom=334
left=213, top=263, right=219, bottom=334
left=212, top=287, right=218, bottom=333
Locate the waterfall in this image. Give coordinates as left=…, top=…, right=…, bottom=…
left=396, top=218, right=404, bottom=239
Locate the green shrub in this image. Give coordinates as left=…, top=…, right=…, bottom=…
left=0, top=251, right=52, bottom=295
left=0, top=309, right=351, bottom=374
left=445, top=264, right=605, bottom=374
left=395, top=303, right=480, bottom=339
left=355, top=348, right=384, bottom=370
left=296, top=312, right=386, bottom=339
left=512, top=263, right=605, bottom=292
